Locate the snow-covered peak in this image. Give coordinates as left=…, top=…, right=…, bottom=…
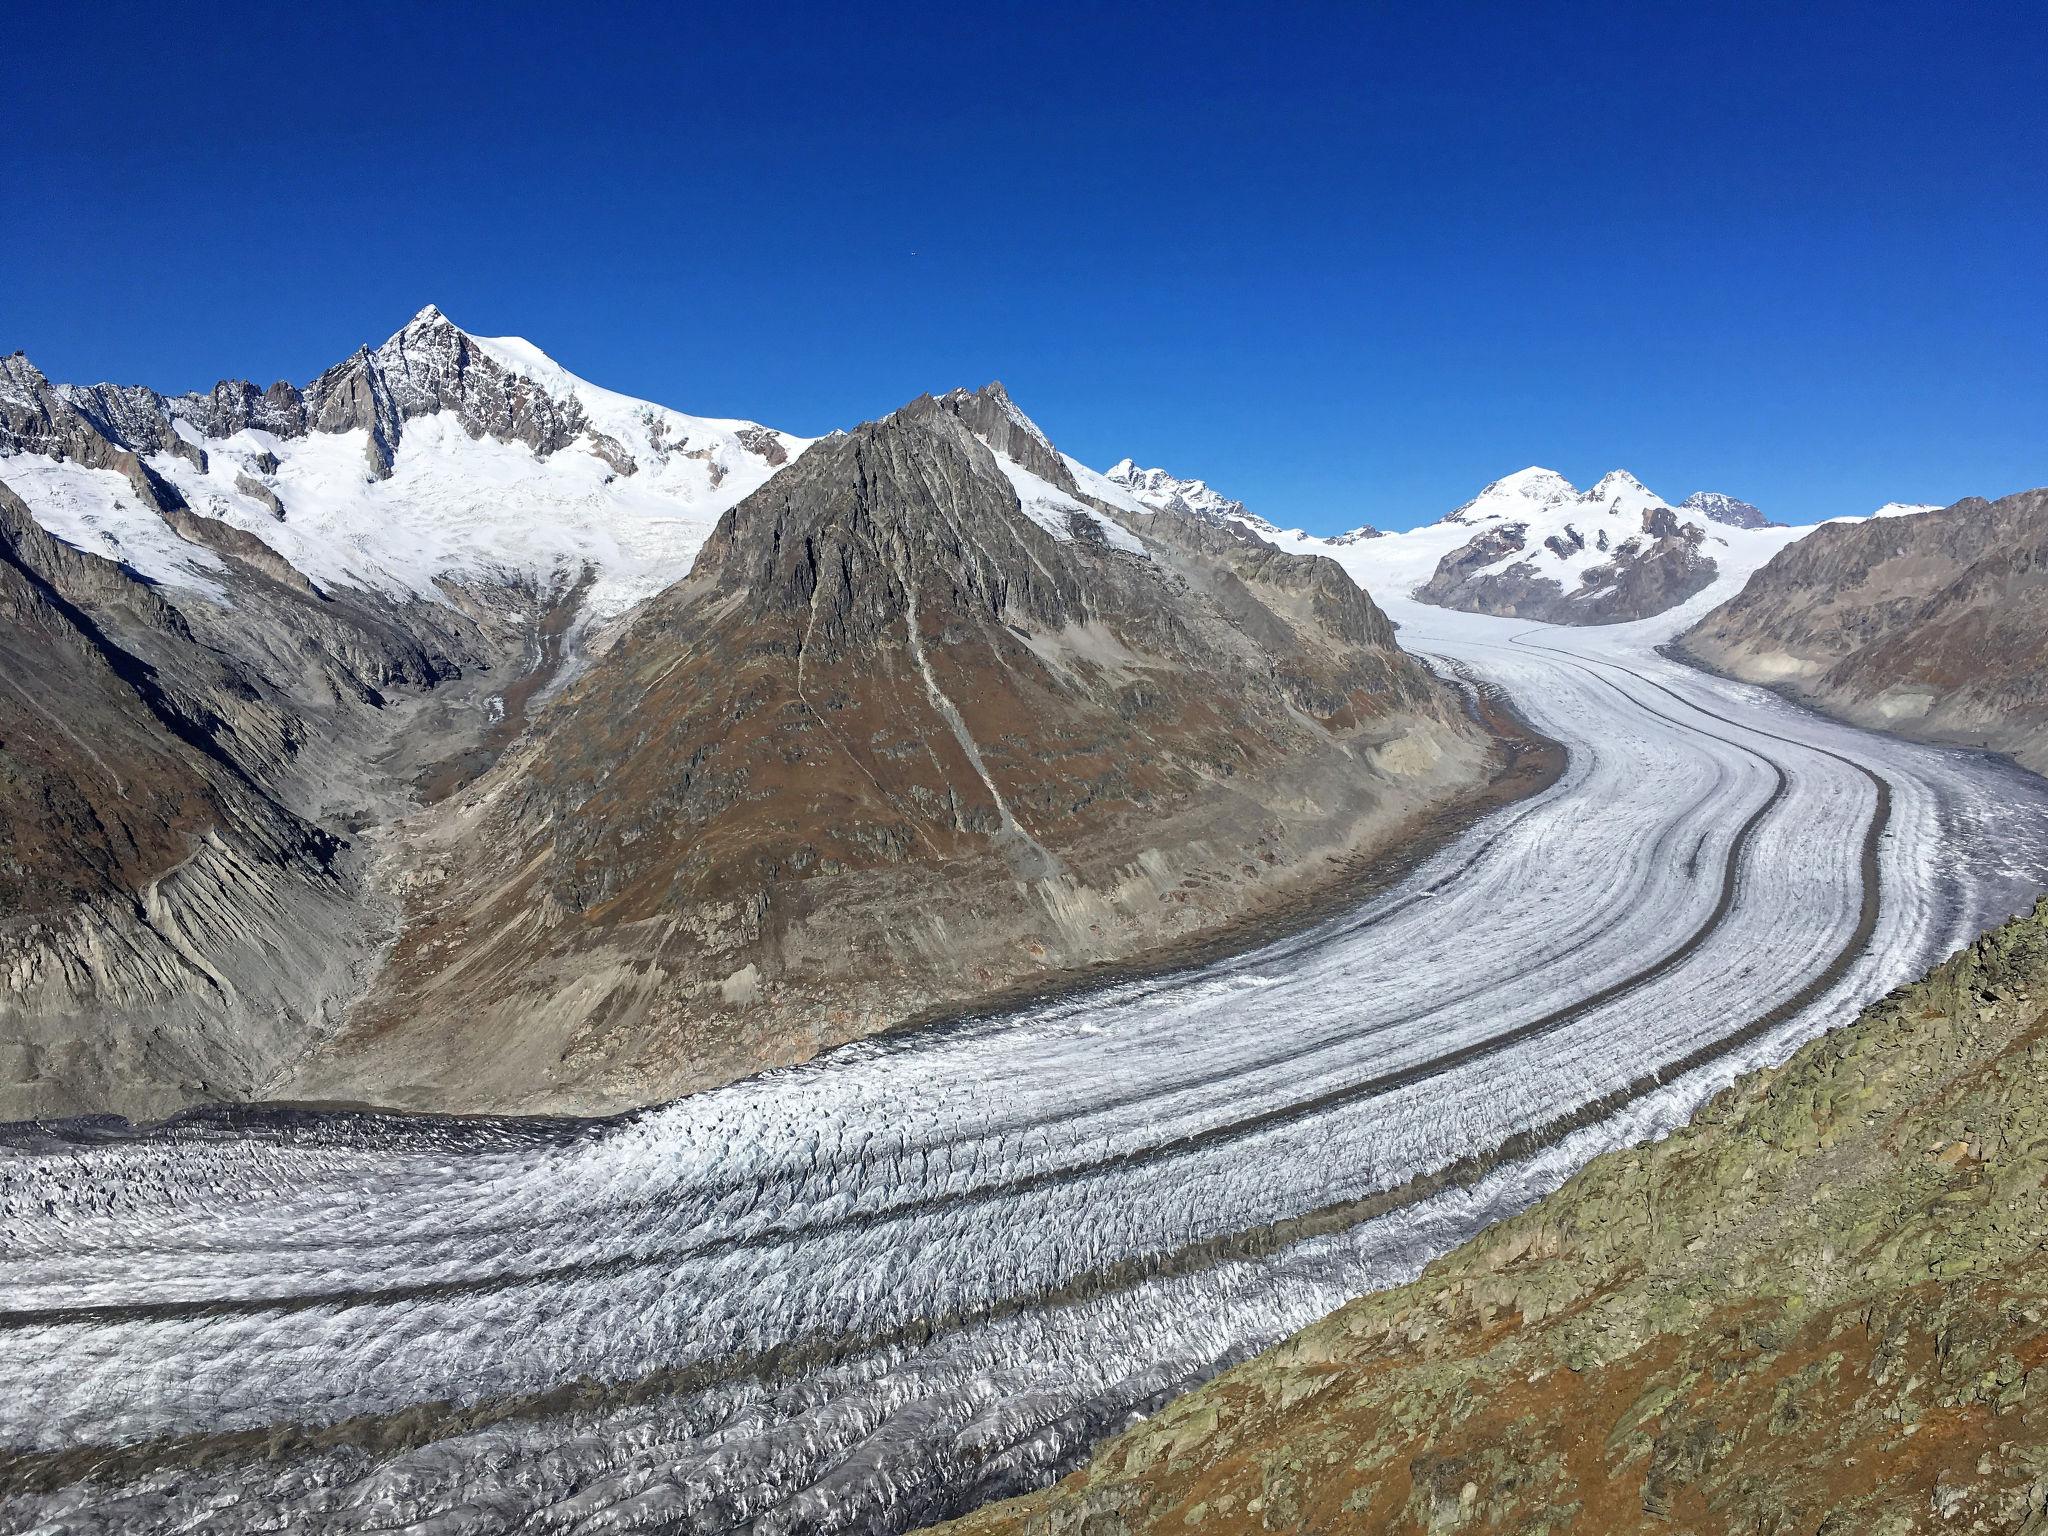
left=1869, top=501, right=1944, bottom=519
left=1102, top=459, right=1278, bottom=536
left=2, top=308, right=817, bottom=622
left=1445, top=466, right=1579, bottom=524
left=1446, top=466, right=1676, bottom=531
left=468, top=327, right=807, bottom=473
left=1493, top=466, right=1576, bottom=495
left=1581, top=469, right=1668, bottom=517
left=1405, top=465, right=1714, bottom=605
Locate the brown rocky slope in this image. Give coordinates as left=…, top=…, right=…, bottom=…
left=285, top=386, right=1498, bottom=1114
left=0, top=324, right=605, bottom=1122
left=932, top=895, right=2048, bottom=1536
left=1680, top=487, right=2048, bottom=776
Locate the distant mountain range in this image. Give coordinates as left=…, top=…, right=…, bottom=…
left=1094, top=461, right=1932, bottom=626
left=2, top=305, right=806, bottom=620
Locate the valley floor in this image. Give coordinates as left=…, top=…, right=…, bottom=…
left=3, top=595, right=2047, bottom=1533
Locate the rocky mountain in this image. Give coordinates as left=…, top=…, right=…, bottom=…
left=3, top=306, right=807, bottom=620
left=1680, top=487, right=2048, bottom=776
left=1105, top=459, right=1384, bottom=546
left=0, top=308, right=808, bottom=1120
left=1681, top=488, right=1772, bottom=529
left=932, top=894, right=2048, bottom=1536
left=1414, top=467, right=1726, bottom=624
left=279, top=385, right=1497, bottom=1115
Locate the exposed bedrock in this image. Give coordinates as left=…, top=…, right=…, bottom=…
left=0, top=475, right=579, bottom=1121
left=1419, top=503, right=1719, bottom=624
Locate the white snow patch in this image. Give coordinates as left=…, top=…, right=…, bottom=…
left=0, top=453, right=227, bottom=597
left=989, top=453, right=1150, bottom=557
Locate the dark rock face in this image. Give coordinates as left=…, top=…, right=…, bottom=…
left=1681, top=487, right=2048, bottom=774
left=7, top=306, right=634, bottom=488
left=298, top=307, right=634, bottom=479
left=0, top=482, right=357, bottom=1116
left=173, top=378, right=311, bottom=440
left=298, top=388, right=1488, bottom=1115
left=1, top=353, right=186, bottom=514
left=1681, top=489, right=1772, bottom=529
left=1418, top=507, right=1718, bottom=624
left=0, top=458, right=569, bottom=1118
left=931, top=898, right=2048, bottom=1536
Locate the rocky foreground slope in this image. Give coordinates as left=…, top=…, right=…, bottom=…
left=934, top=896, right=2048, bottom=1535
left=1682, top=487, right=2048, bottom=776
left=283, top=385, right=1494, bottom=1114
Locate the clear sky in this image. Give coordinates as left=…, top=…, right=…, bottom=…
left=6, top=1, right=2043, bottom=532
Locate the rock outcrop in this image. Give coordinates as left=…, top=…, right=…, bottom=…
left=1417, top=469, right=1722, bottom=623
left=1681, top=489, right=1773, bottom=529
left=1680, top=487, right=2048, bottom=775
left=0, top=482, right=355, bottom=1118
left=284, top=386, right=1495, bottom=1115
left=932, top=895, right=2048, bottom=1536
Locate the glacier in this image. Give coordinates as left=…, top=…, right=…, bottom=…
left=3, top=588, right=2047, bottom=1533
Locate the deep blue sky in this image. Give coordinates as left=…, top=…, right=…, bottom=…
left=7, top=2, right=2043, bottom=531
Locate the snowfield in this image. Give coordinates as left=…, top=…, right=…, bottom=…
left=4, top=565, right=2047, bottom=1533
left=5, top=313, right=813, bottom=623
